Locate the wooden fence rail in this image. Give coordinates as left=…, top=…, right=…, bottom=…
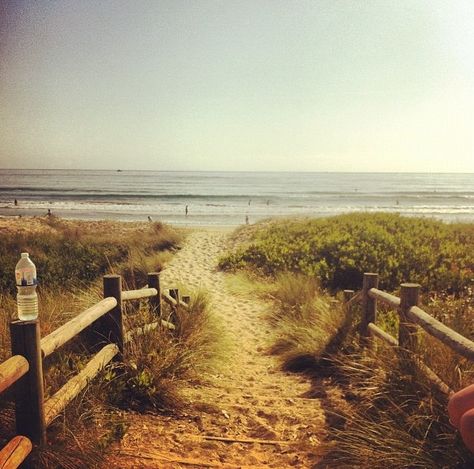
left=0, top=436, right=32, bottom=469
left=347, top=272, right=474, bottom=397
left=0, top=271, right=189, bottom=467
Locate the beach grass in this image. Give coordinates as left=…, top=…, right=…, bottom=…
left=0, top=217, right=224, bottom=468
left=220, top=213, right=474, bottom=468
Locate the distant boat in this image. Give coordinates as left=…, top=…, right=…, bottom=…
left=117, top=169, right=123, bottom=172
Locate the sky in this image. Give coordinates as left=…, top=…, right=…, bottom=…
left=0, top=0, right=473, bottom=172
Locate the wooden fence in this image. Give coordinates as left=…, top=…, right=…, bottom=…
left=0, top=272, right=188, bottom=468
left=344, top=272, right=474, bottom=396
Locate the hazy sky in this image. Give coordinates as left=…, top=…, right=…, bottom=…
left=1, top=1, right=473, bottom=172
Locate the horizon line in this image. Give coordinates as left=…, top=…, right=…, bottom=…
left=1, top=168, right=474, bottom=175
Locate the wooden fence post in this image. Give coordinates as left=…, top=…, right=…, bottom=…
left=361, top=273, right=378, bottom=339
left=103, top=275, right=124, bottom=354
left=147, top=272, right=161, bottom=317
left=10, top=320, right=46, bottom=446
left=169, top=288, right=180, bottom=323
left=399, top=283, right=420, bottom=353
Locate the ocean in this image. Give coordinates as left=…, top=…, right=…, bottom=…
left=0, top=169, right=473, bottom=226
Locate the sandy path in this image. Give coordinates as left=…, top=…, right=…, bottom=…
left=107, top=230, right=325, bottom=468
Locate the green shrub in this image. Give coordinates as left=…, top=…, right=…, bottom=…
left=220, top=213, right=474, bottom=294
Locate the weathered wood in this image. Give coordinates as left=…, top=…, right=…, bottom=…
left=361, top=273, right=378, bottom=339
left=10, top=320, right=46, bottom=445
left=399, top=283, right=420, bottom=352
left=407, top=305, right=474, bottom=361
left=343, top=289, right=354, bottom=303
left=44, top=344, right=118, bottom=425
left=124, top=319, right=175, bottom=343
left=181, top=295, right=191, bottom=305
left=161, top=319, right=175, bottom=330
left=147, top=272, right=162, bottom=317
left=162, top=292, right=177, bottom=307
left=179, top=300, right=190, bottom=309
left=0, top=435, right=32, bottom=469
left=0, top=356, right=29, bottom=395
left=102, top=275, right=124, bottom=353
left=368, top=288, right=401, bottom=309
left=169, top=288, right=180, bottom=305
left=412, top=358, right=453, bottom=396
left=368, top=322, right=398, bottom=346
left=367, top=322, right=453, bottom=395
left=41, top=297, right=117, bottom=358
left=345, top=290, right=362, bottom=307
left=121, top=288, right=158, bottom=301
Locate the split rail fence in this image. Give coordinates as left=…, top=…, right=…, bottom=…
left=0, top=272, right=189, bottom=468
left=344, top=272, right=474, bottom=397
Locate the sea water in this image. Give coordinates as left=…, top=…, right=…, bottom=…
left=0, top=169, right=473, bottom=226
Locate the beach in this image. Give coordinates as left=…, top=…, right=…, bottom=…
left=1, top=213, right=473, bottom=467
left=1, top=169, right=474, bottom=226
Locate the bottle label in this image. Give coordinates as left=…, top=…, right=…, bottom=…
left=16, top=268, right=37, bottom=286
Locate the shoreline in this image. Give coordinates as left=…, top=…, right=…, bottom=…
left=2, top=209, right=474, bottom=230
left=0, top=215, right=237, bottom=236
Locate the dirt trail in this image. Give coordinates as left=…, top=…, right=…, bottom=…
left=107, top=230, right=326, bottom=468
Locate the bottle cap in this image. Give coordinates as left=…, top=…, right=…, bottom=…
left=21, top=252, right=29, bottom=258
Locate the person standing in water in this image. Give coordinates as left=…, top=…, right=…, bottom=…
left=185, top=205, right=188, bottom=216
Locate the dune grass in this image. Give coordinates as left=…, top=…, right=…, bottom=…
left=0, top=217, right=180, bottom=295
left=221, top=214, right=474, bottom=468
left=109, top=290, right=226, bottom=412
left=0, top=217, right=225, bottom=468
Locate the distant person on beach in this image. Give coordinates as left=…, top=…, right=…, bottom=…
left=185, top=205, right=188, bottom=216
left=14, top=199, right=18, bottom=206
left=245, top=215, right=249, bottom=224
left=148, top=216, right=152, bottom=222
left=47, top=209, right=52, bottom=217
left=248, top=199, right=251, bottom=206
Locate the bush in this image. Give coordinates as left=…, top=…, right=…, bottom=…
left=220, top=213, right=474, bottom=294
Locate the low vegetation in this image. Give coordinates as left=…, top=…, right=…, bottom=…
left=109, top=290, right=224, bottom=412
left=0, top=217, right=223, bottom=468
left=220, top=213, right=474, bottom=294
left=0, top=217, right=180, bottom=295
left=221, top=214, right=474, bottom=468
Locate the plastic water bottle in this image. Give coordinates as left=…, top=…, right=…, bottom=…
left=15, top=252, right=38, bottom=320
